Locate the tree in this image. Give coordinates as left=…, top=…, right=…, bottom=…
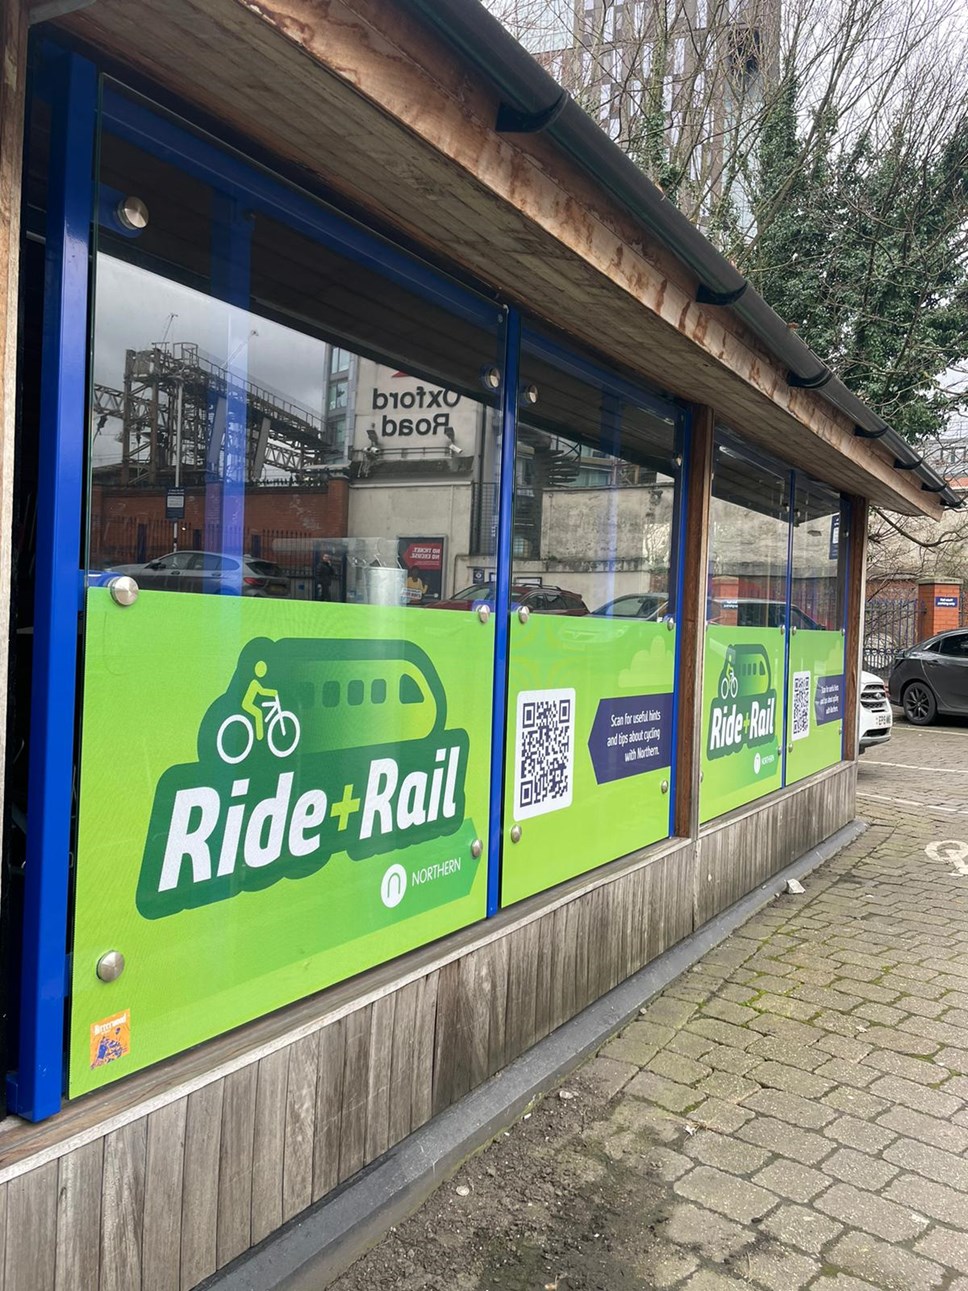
left=485, top=0, right=968, bottom=447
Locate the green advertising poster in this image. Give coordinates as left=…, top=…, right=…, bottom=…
left=786, top=629, right=845, bottom=785
left=501, top=615, right=675, bottom=907
left=70, top=590, right=491, bottom=1095
left=699, top=625, right=785, bottom=824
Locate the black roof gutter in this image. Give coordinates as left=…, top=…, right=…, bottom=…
left=400, top=0, right=960, bottom=509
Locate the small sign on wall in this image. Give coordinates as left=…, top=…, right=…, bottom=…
left=936, top=595, right=959, bottom=608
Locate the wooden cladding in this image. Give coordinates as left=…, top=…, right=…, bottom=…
left=0, top=764, right=853, bottom=1290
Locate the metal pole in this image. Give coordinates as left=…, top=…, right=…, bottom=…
left=173, top=377, right=183, bottom=549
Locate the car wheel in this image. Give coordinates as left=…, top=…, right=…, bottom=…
left=902, top=680, right=937, bottom=726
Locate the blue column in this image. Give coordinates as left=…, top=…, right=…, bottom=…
left=781, top=470, right=796, bottom=786
left=486, top=309, right=518, bottom=916
left=668, top=409, right=691, bottom=835
left=10, top=50, right=98, bottom=1120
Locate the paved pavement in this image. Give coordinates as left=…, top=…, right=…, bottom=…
left=334, top=720, right=968, bottom=1291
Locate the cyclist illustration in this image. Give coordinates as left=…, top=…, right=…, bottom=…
left=216, top=660, right=301, bottom=764
left=243, top=661, right=275, bottom=742
left=717, top=644, right=772, bottom=702
left=719, top=660, right=739, bottom=700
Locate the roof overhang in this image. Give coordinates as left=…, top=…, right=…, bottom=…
left=58, top=0, right=943, bottom=517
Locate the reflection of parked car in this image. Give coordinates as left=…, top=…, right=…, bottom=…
left=859, top=671, right=893, bottom=749
left=592, top=593, right=668, bottom=619
left=709, top=597, right=824, bottom=630
left=430, top=583, right=588, bottom=615
left=107, top=551, right=290, bottom=597
left=889, top=629, right=968, bottom=725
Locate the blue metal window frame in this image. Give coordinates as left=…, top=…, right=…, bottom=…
left=9, top=47, right=99, bottom=1122
left=780, top=468, right=796, bottom=787
left=486, top=310, right=520, bottom=915
left=668, top=408, right=691, bottom=836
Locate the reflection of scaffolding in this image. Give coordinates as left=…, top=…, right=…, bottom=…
left=92, top=342, right=338, bottom=486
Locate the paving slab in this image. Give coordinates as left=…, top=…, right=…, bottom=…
left=249, top=721, right=968, bottom=1291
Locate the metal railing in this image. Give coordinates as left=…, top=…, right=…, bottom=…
left=864, top=596, right=919, bottom=675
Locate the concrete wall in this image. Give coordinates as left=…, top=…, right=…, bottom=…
left=347, top=480, right=476, bottom=598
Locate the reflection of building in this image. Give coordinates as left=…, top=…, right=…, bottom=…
left=92, top=341, right=684, bottom=606
left=92, top=341, right=342, bottom=486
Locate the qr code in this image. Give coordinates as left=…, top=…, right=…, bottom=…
left=792, top=671, right=811, bottom=741
left=513, top=688, right=576, bottom=820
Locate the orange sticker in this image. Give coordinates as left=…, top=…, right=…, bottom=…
left=89, top=1010, right=130, bottom=1069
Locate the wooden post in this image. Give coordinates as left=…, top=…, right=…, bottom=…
left=675, top=405, right=714, bottom=838
left=0, top=0, right=28, bottom=858
left=842, top=494, right=868, bottom=761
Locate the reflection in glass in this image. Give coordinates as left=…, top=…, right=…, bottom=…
left=500, top=329, right=682, bottom=904
left=790, top=479, right=846, bottom=630
left=513, top=336, right=679, bottom=614
left=707, top=430, right=790, bottom=626
left=89, top=123, right=502, bottom=606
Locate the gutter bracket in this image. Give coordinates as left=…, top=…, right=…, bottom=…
left=853, top=424, right=888, bottom=439
left=696, top=282, right=749, bottom=306
left=496, top=92, right=569, bottom=134
left=893, top=457, right=922, bottom=470
left=921, top=481, right=947, bottom=494
left=787, top=368, right=832, bottom=390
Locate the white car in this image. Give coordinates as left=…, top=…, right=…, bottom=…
left=859, top=670, right=893, bottom=751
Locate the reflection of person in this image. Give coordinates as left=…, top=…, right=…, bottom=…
left=405, top=566, right=429, bottom=604
left=315, top=553, right=336, bottom=602
left=242, top=660, right=276, bottom=742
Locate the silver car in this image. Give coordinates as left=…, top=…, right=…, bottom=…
left=106, top=551, right=290, bottom=597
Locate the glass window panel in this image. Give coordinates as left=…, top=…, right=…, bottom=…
left=88, top=129, right=505, bottom=611
left=700, top=429, right=789, bottom=822
left=73, top=95, right=504, bottom=1095
left=502, top=328, right=681, bottom=906
left=791, top=480, right=846, bottom=631
left=786, top=477, right=847, bottom=786
left=937, top=634, right=968, bottom=657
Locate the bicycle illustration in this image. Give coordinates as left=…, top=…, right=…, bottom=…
left=719, top=661, right=739, bottom=700
left=216, top=660, right=301, bottom=764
